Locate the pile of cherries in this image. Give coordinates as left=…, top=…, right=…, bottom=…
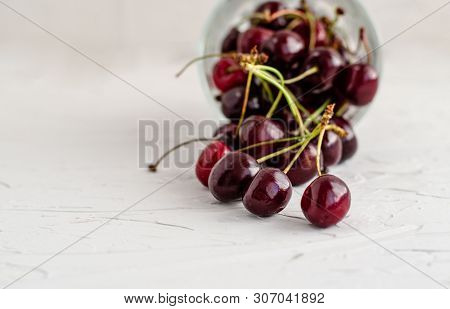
left=153, top=1, right=380, bottom=228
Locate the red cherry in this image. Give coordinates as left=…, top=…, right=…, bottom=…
left=302, top=47, right=345, bottom=93
left=253, top=1, right=288, bottom=30
left=220, top=86, right=270, bottom=120
left=261, top=30, right=307, bottom=65
left=208, top=152, right=261, bottom=202
left=318, top=130, right=343, bottom=167
left=221, top=27, right=240, bottom=53
left=212, top=58, right=247, bottom=92
left=301, top=175, right=351, bottom=228
left=214, top=123, right=240, bottom=150
left=271, top=143, right=322, bottom=186
left=243, top=168, right=293, bottom=217
left=331, top=117, right=358, bottom=162
left=335, top=63, right=379, bottom=106
left=292, top=20, right=328, bottom=48
left=195, top=141, right=231, bottom=187
left=239, top=115, right=285, bottom=160
left=237, top=27, right=274, bottom=54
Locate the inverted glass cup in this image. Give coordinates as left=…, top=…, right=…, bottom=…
left=199, top=0, right=381, bottom=124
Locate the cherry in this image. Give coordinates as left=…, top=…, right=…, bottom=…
left=239, top=115, right=286, bottom=160
left=220, top=86, right=269, bottom=120
left=261, top=30, right=307, bottom=65
left=302, top=47, right=345, bottom=93
left=221, top=27, right=240, bottom=53
left=292, top=19, right=328, bottom=48
left=213, top=58, right=247, bottom=92
left=214, top=123, right=239, bottom=150
left=335, top=63, right=379, bottom=106
left=208, top=152, right=261, bottom=202
left=253, top=1, right=288, bottom=30
left=331, top=117, right=358, bottom=162
left=243, top=168, right=292, bottom=217
left=195, top=141, right=231, bottom=187
left=272, top=144, right=322, bottom=186
left=237, top=27, right=274, bottom=54
left=317, top=130, right=343, bottom=167
left=301, top=175, right=351, bottom=228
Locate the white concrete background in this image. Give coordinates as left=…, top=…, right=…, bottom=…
left=0, top=0, right=449, bottom=288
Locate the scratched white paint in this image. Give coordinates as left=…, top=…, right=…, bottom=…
left=0, top=0, right=449, bottom=288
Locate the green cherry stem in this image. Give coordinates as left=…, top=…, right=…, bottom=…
left=283, top=134, right=316, bottom=174
left=238, top=136, right=303, bottom=153
left=175, top=53, right=236, bottom=78
left=304, top=100, right=330, bottom=128
left=269, top=9, right=308, bottom=23
left=285, top=66, right=319, bottom=84
left=257, top=140, right=305, bottom=164
left=247, top=65, right=306, bottom=136
left=266, top=91, right=284, bottom=118
left=315, top=104, right=336, bottom=176
left=315, top=127, right=327, bottom=176
left=259, top=78, right=274, bottom=102
left=335, top=101, right=349, bottom=117
left=306, top=11, right=317, bottom=50
left=235, top=71, right=254, bottom=134
left=149, top=137, right=215, bottom=172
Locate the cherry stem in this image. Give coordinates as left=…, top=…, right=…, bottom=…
left=286, top=18, right=303, bottom=30
left=257, top=139, right=306, bottom=164
left=284, top=10, right=316, bottom=50
left=335, top=101, right=349, bottom=117
left=238, top=136, right=303, bottom=152
left=315, top=104, right=335, bottom=176
left=259, top=78, right=274, bottom=102
left=266, top=91, right=284, bottom=118
left=149, top=137, right=214, bottom=172
left=306, top=11, right=316, bottom=51
left=360, top=27, right=372, bottom=65
left=315, top=129, right=326, bottom=177
left=175, top=53, right=236, bottom=78
left=285, top=66, right=319, bottom=84
left=304, top=100, right=329, bottom=128
left=235, top=72, right=254, bottom=135
left=269, top=9, right=308, bottom=23
left=283, top=135, right=315, bottom=174
left=247, top=64, right=306, bottom=136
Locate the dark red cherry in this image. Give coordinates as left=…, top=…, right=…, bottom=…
left=331, top=117, right=358, bottom=162
left=212, top=58, right=247, bottom=92
left=253, top=1, right=288, bottom=30
left=261, top=30, right=307, bottom=65
left=318, top=130, right=343, bottom=167
left=301, top=175, right=351, bottom=228
left=243, top=168, right=292, bottom=217
left=302, top=47, right=345, bottom=93
left=221, top=27, right=240, bottom=53
left=239, top=115, right=285, bottom=160
left=237, top=27, right=274, bottom=54
left=208, top=152, right=261, bottom=202
left=272, top=144, right=322, bottom=186
left=292, top=20, right=328, bottom=48
left=335, top=64, right=379, bottom=106
left=195, top=141, right=231, bottom=187
left=220, top=86, right=268, bottom=120
left=214, top=123, right=239, bottom=150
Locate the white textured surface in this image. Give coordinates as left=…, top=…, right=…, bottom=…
left=0, top=0, right=450, bottom=288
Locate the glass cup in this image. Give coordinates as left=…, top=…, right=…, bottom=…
left=199, top=0, right=381, bottom=124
